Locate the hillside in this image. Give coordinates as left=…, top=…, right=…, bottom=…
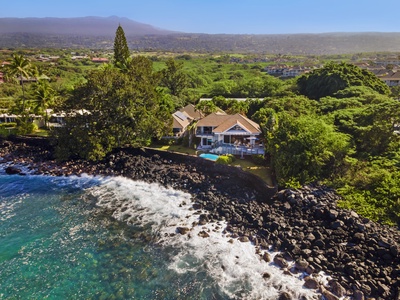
left=0, top=16, right=175, bottom=36
left=1, top=17, right=400, bottom=54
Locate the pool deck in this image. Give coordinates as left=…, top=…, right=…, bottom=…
left=198, top=144, right=264, bottom=156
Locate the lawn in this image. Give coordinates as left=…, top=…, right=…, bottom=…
left=149, top=143, right=274, bottom=186
left=149, top=144, right=198, bottom=156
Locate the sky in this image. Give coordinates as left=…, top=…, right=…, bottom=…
left=1, top=0, right=400, bottom=34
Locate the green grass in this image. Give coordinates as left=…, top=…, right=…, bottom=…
left=150, top=143, right=274, bottom=186
left=0, top=127, right=17, bottom=137
left=28, top=129, right=50, bottom=137
left=149, top=144, right=197, bottom=156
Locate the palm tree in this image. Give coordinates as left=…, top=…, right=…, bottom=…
left=4, top=54, right=33, bottom=112
left=33, top=80, right=55, bottom=129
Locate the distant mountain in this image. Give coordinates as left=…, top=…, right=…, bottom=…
left=0, top=16, right=176, bottom=36
left=0, top=17, right=400, bottom=54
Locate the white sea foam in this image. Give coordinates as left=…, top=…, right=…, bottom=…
left=87, top=176, right=322, bottom=300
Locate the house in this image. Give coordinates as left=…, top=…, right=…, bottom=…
left=172, top=111, right=191, bottom=137
left=195, top=113, right=264, bottom=155
left=91, top=57, right=109, bottom=63
left=0, top=113, right=18, bottom=123
left=171, top=104, right=203, bottom=138
left=381, top=71, right=400, bottom=87
left=281, top=67, right=311, bottom=78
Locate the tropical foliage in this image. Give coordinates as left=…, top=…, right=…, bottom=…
left=1, top=46, right=399, bottom=224
left=53, top=56, right=173, bottom=161
left=297, top=62, right=390, bottom=100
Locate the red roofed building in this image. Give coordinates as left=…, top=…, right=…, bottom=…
left=91, top=57, right=109, bottom=63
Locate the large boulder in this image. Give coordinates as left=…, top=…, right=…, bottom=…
left=5, top=166, right=22, bottom=175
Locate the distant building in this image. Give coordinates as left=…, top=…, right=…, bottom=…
left=91, top=57, right=109, bottom=63
left=71, top=55, right=88, bottom=60
left=381, top=71, right=400, bottom=87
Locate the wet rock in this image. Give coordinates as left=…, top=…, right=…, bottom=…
left=198, top=231, right=210, bottom=238
left=278, top=291, right=292, bottom=300
left=273, top=255, right=288, bottom=269
left=303, top=276, right=319, bottom=289
left=294, top=259, right=309, bottom=272
left=262, top=252, right=271, bottom=263
left=238, top=236, right=250, bottom=243
left=176, top=227, right=190, bottom=235
left=262, top=272, right=271, bottom=279
left=5, top=166, right=22, bottom=175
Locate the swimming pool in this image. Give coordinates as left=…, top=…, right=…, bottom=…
left=199, top=153, right=219, bottom=161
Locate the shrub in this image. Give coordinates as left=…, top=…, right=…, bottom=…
left=216, top=154, right=234, bottom=165
left=17, top=121, right=37, bottom=135
left=156, top=138, right=176, bottom=146
left=0, top=122, right=17, bottom=128
left=225, top=153, right=236, bottom=162
left=252, top=154, right=266, bottom=165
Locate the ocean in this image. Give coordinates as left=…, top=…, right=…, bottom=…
left=0, top=169, right=318, bottom=299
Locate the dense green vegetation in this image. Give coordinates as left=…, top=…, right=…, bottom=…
left=1, top=39, right=400, bottom=225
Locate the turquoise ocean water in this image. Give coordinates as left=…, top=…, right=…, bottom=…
left=0, top=170, right=317, bottom=299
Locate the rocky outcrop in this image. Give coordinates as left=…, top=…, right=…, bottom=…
left=1, top=138, right=400, bottom=299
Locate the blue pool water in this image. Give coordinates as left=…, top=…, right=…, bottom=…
left=199, top=153, right=219, bottom=161
left=0, top=168, right=317, bottom=299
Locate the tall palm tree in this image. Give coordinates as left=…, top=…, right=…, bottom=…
left=4, top=54, right=33, bottom=112
left=33, top=80, right=55, bottom=129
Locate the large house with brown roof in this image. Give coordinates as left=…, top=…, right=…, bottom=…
left=195, top=112, right=263, bottom=155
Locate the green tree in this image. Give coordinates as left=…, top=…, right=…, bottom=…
left=330, top=101, right=400, bottom=155
left=196, top=100, right=218, bottom=116
left=226, top=100, right=249, bottom=115
left=297, top=62, right=390, bottom=100
left=160, top=58, right=189, bottom=97
left=3, top=54, right=33, bottom=112
left=54, top=56, right=173, bottom=161
left=113, top=25, right=130, bottom=67
left=266, top=113, right=352, bottom=186
left=32, top=80, right=56, bottom=128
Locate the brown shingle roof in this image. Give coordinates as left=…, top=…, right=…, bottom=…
left=197, top=113, right=261, bottom=134
left=172, top=112, right=190, bottom=129
left=179, top=104, right=203, bottom=120
left=381, top=71, right=400, bottom=80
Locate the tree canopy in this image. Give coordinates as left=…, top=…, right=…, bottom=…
left=297, top=62, right=390, bottom=100
left=265, top=112, right=352, bottom=186
left=54, top=56, right=173, bottom=161
left=113, top=25, right=130, bottom=67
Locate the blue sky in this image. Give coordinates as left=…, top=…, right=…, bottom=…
left=2, top=0, right=399, bottom=34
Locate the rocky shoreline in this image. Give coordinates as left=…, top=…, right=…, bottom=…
left=1, top=137, right=399, bottom=300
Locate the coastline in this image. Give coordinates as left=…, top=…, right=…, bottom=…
left=1, top=137, right=399, bottom=300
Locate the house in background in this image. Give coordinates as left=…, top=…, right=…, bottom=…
left=381, top=71, right=400, bottom=87
left=91, top=57, right=109, bottom=63
left=195, top=113, right=264, bottom=155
